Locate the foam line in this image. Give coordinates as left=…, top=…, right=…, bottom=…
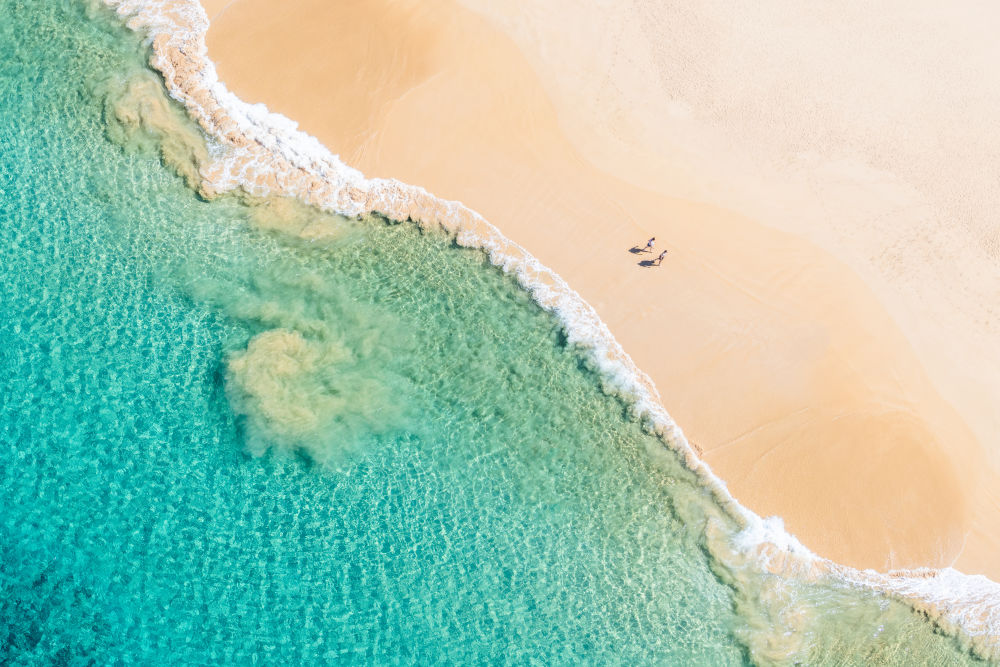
left=103, top=0, right=1000, bottom=658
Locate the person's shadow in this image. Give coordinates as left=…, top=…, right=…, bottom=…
left=628, top=246, right=646, bottom=254
left=638, top=259, right=658, bottom=268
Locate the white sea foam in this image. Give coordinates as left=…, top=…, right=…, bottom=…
left=104, top=0, right=1000, bottom=658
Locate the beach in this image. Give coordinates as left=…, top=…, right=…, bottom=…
left=1, top=0, right=997, bottom=660
left=198, top=0, right=1000, bottom=577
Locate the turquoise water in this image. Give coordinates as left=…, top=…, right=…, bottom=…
left=0, top=1, right=987, bottom=663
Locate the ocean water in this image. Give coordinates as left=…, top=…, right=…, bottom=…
left=0, top=1, right=987, bottom=663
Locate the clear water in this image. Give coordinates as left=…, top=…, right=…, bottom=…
left=0, top=1, right=986, bottom=664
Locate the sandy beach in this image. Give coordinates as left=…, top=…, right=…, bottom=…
left=197, top=0, right=1000, bottom=577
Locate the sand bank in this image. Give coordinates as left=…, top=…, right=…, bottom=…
left=194, top=0, right=1000, bottom=577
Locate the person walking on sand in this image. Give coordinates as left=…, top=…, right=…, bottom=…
left=656, top=249, right=668, bottom=265
left=644, top=237, right=656, bottom=253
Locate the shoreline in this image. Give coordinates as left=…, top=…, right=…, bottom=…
left=106, top=0, right=1000, bottom=657
left=197, top=0, right=1000, bottom=576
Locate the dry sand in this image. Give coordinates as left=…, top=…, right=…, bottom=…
left=198, top=0, right=1000, bottom=577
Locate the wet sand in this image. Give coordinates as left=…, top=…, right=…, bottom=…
left=198, top=0, right=1000, bottom=576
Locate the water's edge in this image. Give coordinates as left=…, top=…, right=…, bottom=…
left=101, top=0, right=1000, bottom=658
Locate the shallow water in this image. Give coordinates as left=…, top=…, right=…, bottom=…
left=0, top=1, right=987, bottom=663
